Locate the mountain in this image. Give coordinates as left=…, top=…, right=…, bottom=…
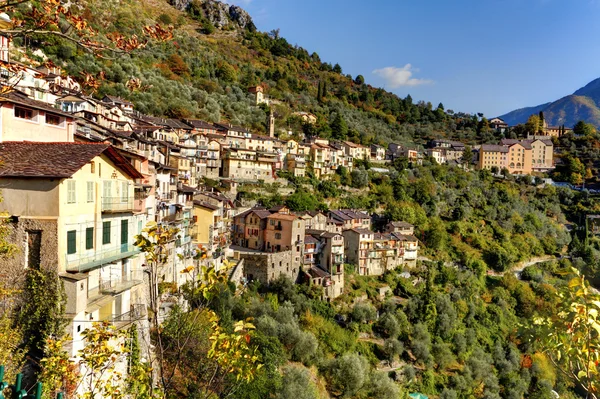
left=496, top=102, right=550, bottom=126
left=500, top=78, right=600, bottom=128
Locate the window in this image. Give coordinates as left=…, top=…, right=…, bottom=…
left=121, top=219, right=128, bottom=245
left=85, top=227, right=94, bottom=250
left=275, top=233, right=281, bottom=239
left=90, top=162, right=95, bottom=174
left=14, top=107, right=35, bottom=120
left=26, top=230, right=42, bottom=269
left=121, top=181, right=129, bottom=202
left=67, top=180, right=76, bottom=204
left=67, top=230, right=76, bottom=254
left=87, top=182, right=94, bottom=203
left=102, top=221, right=111, bottom=244
left=45, top=113, right=62, bottom=126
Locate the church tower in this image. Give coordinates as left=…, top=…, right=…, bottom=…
left=267, top=111, right=275, bottom=137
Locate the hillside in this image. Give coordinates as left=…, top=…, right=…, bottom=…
left=500, top=78, right=600, bottom=128
left=15, top=0, right=492, bottom=147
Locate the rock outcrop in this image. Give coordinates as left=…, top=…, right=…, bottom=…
left=168, top=0, right=255, bottom=30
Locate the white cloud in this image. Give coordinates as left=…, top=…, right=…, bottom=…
left=227, top=0, right=252, bottom=5
left=372, top=65, right=433, bottom=88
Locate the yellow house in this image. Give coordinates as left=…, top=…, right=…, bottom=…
left=0, top=141, right=145, bottom=356
left=192, top=201, right=222, bottom=253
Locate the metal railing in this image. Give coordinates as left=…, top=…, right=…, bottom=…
left=101, top=197, right=134, bottom=213
left=65, top=244, right=140, bottom=272
left=112, top=304, right=147, bottom=324
left=99, top=270, right=144, bottom=294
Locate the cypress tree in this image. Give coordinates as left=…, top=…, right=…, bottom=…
left=322, top=80, right=328, bottom=99
left=317, top=81, right=322, bottom=101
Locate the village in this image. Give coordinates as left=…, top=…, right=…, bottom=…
left=0, top=56, right=565, bottom=362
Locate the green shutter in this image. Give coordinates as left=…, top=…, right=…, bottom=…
left=67, top=230, right=76, bottom=254
left=121, top=219, right=128, bottom=245
left=85, top=227, right=94, bottom=250
left=102, top=221, right=111, bottom=244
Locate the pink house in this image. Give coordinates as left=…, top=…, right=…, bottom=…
left=0, top=91, right=76, bottom=143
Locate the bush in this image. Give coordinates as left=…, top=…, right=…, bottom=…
left=351, top=302, right=377, bottom=324
left=278, top=365, right=318, bottom=399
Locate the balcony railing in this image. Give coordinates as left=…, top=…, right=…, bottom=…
left=112, top=304, right=147, bottom=328
left=99, top=270, right=144, bottom=295
left=102, top=197, right=134, bottom=213
left=65, top=244, right=140, bottom=272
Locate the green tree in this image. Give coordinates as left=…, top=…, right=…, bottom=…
left=462, top=145, right=473, bottom=166
left=330, top=112, right=348, bottom=140
left=216, top=62, right=237, bottom=82
left=326, top=353, right=368, bottom=397
left=573, top=120, right=596, bottom=136
left=285, top=189, right=321, bottom=212
left=351, top=168, right=369, bottom=188
left=525, top=114, right=543, bottom=134
left=354, top=75, right=365, bottom=85
left=333, top=63, right=342, bottom=74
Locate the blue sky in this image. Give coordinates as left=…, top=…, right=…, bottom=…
left=228, top=0, right=600, bottom=117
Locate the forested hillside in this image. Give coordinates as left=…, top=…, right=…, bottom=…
left=15, top=0, right=503, bottom=148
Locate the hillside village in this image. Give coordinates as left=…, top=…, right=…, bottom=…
left=0, top=21, right=592, bottom=397
left=0, top=46, right=570, bottom=353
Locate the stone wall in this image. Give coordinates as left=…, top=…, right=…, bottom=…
left=0, top=217, right=59, bottom=288
left=240, top=250, right=298, bottom=285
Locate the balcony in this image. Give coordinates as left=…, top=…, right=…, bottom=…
left=102, top=197, right=134, bottom=213
left=65, top=244, right=140, bottom=273
left=111, top=304, right=147, bottom=329
left=99, top=270, right=144, bottom=295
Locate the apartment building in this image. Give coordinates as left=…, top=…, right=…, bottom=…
left=0, top=142, right=146, bottom=357
left=343, top=228, right=417, bottom=276
left=478, top=144, right=509, bottom=171
left=221, top=147, right=276, bottom=182
left=501, top=138, right=553, bottom=173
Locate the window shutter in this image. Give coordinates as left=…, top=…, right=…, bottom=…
left=121, top=182, right=129, bottom=202
left=121, top=219, right=128, bottom=245
left=85, top=227, right=94, bottom=250
left=102, top=221, right=111, bottom=244
left=67, top=180, right=76, bottom=204
left=67, top=230, right=77, bottom=254
left=87, top=182, right=94, bottom=203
